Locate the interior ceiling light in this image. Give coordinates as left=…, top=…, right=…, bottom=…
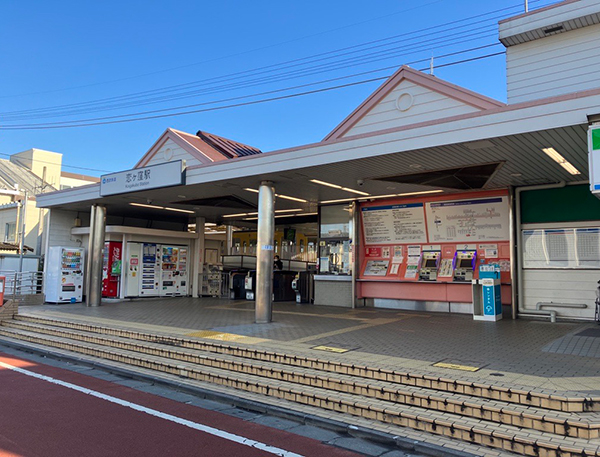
left=244, top=188, right=308, bottom=203
left=320, top=190, right=443, bottom=204
left=310, top=179, right=370, bottom=196
left=130, top=203, right=194, bottom=214
left=244, top=212, right=318, bottom=221
left=274, top=208, right=304, bottom=213
left=542, top=147, right=581, bottom=175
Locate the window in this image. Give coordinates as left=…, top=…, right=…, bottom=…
left=4, top=222, right=16, bottom=243
left=318, top=205, right=352, bottom=275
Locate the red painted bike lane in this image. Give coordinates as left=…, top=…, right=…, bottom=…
left=0, top=352, right=361, bottom=457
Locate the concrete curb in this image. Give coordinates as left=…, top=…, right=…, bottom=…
left=0, top=336, right=478, bottom=457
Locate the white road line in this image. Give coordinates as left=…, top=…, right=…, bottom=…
left=0, top=360, right=304, bottom=457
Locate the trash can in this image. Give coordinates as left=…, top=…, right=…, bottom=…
left=472, top=264, right=502, bottom=321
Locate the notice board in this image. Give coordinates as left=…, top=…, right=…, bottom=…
left=361, top=203, right=427, bottom=245
left=425, top=196, right=509, bottom=243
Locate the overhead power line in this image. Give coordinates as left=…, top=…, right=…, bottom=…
left=1, top=30, right=500, bottom=122
left=0, top=51, right=505, bottom=131
left=0, top=0, right=446, bottom=99
left=0, top=0, right=551, bottom=120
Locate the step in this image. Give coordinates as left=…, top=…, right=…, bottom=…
left=5, top=318, right=600, bottom=441
left=14, top=313, right=600, bottom=413
left=2, top=326, right=600, bottom=457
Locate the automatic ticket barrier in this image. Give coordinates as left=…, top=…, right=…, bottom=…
left=244, top=271, right=256, bottom=300
left=292, top=271, right=314, bottom=303
left=418, top=251, right=441, bottom=281
left=453, top=250, right=477, bottom=282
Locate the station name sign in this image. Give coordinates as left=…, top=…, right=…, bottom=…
left=100, top=160, right=186, bottom=196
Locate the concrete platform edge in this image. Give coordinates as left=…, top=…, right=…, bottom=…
left=0, top=336, right=478, bottom=457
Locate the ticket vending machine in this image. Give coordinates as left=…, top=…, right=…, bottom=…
left=453, top=250, right=477, bottom=282
left=418, top=251, right=441, bottom=281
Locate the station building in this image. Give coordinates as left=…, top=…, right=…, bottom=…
left=36, top=0, right=600, bottom=322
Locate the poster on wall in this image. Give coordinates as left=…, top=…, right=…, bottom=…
left=362, top=203, right=427, bottom=245
left=364, top=260, right=390, bottom=276
left=425, top=196, right=509, bottom=243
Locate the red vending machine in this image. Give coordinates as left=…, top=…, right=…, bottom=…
left=102, top=241, right=122, bottom=298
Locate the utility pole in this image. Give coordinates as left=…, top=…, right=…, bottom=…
left=18, top=190, right=28, bottom=273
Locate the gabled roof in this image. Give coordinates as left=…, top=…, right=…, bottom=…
left=323, top=65, right=505, bottom=142
left=135, top=128, right=261, bottom=168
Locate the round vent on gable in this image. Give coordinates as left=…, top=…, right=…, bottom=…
left=396, top=92, right=414, bottom=112
left=163, top=147, right=173, bottom=160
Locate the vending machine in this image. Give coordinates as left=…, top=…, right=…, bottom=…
left=46, top=246, right=85, bottom=303
left=175, top=247, right=188, bottom=295
left=102, top=242, right=122, bottom=298
left=141, top=243, right=160, bottom=296
left=126, top=242, right=141, bottom=297
left=160, top=245, right=178, bottom=296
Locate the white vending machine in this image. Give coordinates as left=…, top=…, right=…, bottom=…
left=125, top=242, right=141, bottom=297
left=46, top=246, right=85, bottom=303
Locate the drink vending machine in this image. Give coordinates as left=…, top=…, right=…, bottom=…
left=141, top=243, right=160, bottom=296
left=102, top=241, right=122, bottom=298
left=46, top=246, right=85, bottom=303
left=126, top=242, right=160, bottom=297
left=160, top=245, right=187, bottom=296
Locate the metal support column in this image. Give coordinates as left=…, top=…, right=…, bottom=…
left=192, top=216, right=205, bottom=298
left=84, top=205, right=96, bottom=301
left=226, top=225, right=234, bottom=255
left=255, top=181, right=275, bottom=324
left=86, top=205, right=106, bottom=307
left=350, top=201, right=359, bottom=309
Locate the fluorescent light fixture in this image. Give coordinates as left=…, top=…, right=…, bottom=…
left=274, top=208, right=304, bottom=213
left=310, top=179, right=370, bottom=196
left=395, top=190, right=444, bottom=197
left=130, top=202, right=194, bottom=214
left=130, top=203, right=161, bottom=209
left=244, top=211, right=318, bottom=221
left=244, top=188, right=308, bottom=203
left=319, top=189, right=443, bottom=204
left=276, top=194, right=308, bottom=202
left=542, top=147, right=581, bottom=175
left=162, top=206, right=195, bottom=214
left=206, top=231, right=226, bottom=235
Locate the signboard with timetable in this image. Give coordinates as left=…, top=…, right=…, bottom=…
left=100, top=160, right=186, bottom=196
left=361, top=203, right=427, bottom=244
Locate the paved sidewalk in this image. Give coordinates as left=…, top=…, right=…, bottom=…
left=21, top=297, right=600, bottom=396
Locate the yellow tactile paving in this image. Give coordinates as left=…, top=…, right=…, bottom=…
left=433, top=362, right=481, bottom=372
left=185, top=330, right=267, bottom=344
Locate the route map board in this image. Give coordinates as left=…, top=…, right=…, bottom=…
left=362, top=203, right=427, bottom=245
left=425, top=197, right=509, bottom=243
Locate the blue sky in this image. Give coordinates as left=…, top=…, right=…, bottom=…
left=0, top=0, right=558, bottom=176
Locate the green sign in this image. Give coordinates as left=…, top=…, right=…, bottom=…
left=111, top=260, right=122, bottom=275
left=592, top=127, right=600, bottom=151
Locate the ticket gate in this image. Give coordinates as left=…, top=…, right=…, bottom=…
left=292, top=271, right=314, bottom=303
left=244, top=270, right=256, bottom=300
left=230, top=271, right=248, bottom=299
left=453, top=250, right=477, bottom=282
left=419, top=251, right=441, bottom=281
